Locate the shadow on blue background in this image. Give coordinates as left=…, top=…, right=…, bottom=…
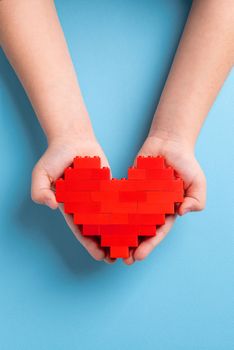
left=0, top=1, right=233, bottom=349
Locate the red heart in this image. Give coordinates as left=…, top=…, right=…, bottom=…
left=55, top=156, right=184, bottom=258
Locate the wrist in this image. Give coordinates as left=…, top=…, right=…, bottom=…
left=144, top=134, right=195, bottom=159
left=46, top=113, right=96, bottom=146
left=148, top=121, right=195, bottom=152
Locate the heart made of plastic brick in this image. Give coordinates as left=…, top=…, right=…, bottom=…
left=55, top=156, right=184, bottom=258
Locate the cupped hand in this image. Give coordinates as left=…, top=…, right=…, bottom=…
left=123, top=135, right=206, bottom=265
left=31, top=133, right=115, bottom=263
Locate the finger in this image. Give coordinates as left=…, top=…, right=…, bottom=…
left=31, top=163, right=58, bottom=209
left=59, top=205, right=106, bottom=261
left=122, top=249, right=135, bottom=265
left=104, top=256, right=117, bottom=264
left=134, top=215, right=176, bottom=261
left=179, top=172, right=206, bottom=215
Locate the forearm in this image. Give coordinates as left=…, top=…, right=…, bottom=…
left=150, top=0, right=234, bottom=149
left=0, top=0, right=93, bottom=142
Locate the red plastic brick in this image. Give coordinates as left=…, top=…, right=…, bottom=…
left=93, top=168, right=111, bottom=180
left=128, top=214, right=165, bottom=225
left=100, top=179, right=125, bottom=191
left=74, top=213, right=129, bottom=225
left=108, top=213, right=129, bottom=224
left=91, top=191, right=118, bottom=201
left=55, top=156, right=184, bottom=259
left=66, top=168, right=93, bottom=180
left=73, top=156, right=101, bottom=169
left=65, top=167, right=110, bottom=180
left=65, top=180, right=101, bottom=191
left=128, top=179, right=183, bottom=191
left=56, top=190, right=91, bottom=203
left=110, top=246, right=129, bottom=259
left=136, top=156, right=165, bottom=169
left=64, top=201, right=101, bottom=214
left=119, top=191, right=147, bottom=202
left=55, top=179, right=66, bottom=202
left=82, top=225, right=100, bottom=236
left=100, top=201, right=137, bottom=213
left=146, top=191, right=184, bottom=202
left=74, top=213, right=111, bottom=225
left=56, top=178, right=65, bottom=191
left=137, top=202, right=175, bottom=214
left=128, top=167, right=174, bottom=180
left=128, top=168, right=146, bottom=180
left=145, top=167, right=174, bottom=180
left=101, top=233, right=138, bottom=247
left=138, top=225, right=156, bottom=236
left=99, top=225, right=139, bottom=235
left=64, top=167, right=73, bottom=180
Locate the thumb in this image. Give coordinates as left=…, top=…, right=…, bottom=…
left=31, top=162, right=58, bottom=210
left=179, top=172, right=206, bottom=215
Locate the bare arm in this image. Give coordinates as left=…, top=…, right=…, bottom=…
left=150, top=0, right=234, bottom=148
left=125, top=0, right=234, bottom=264
left=0, top=0, right=112, bottom=263
left=0, top=0, right=93, bottom=141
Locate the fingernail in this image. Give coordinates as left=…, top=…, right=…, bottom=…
left=45, top=199, right=53, bottom=208
left=183, top=208, right=191, bottom=215
left=104, top=258, right=116, bottom=264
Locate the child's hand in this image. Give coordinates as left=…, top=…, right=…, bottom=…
left=123, top=135, right=206, bottom=265
left=31, top=133, right=115, bottom=263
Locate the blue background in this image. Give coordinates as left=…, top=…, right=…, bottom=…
left=0, top=0, right=233, bottom=349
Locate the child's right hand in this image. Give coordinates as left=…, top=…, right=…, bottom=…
left=31, top=133, right=114, bottom=263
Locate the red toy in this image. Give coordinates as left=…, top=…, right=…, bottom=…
left=55, top=156, right=184, bottom=259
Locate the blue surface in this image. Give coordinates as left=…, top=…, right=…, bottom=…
left=0, top=0, right=233, bottom=349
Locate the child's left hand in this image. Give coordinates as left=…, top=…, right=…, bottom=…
left=123, top=135, right=206, bottom=265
